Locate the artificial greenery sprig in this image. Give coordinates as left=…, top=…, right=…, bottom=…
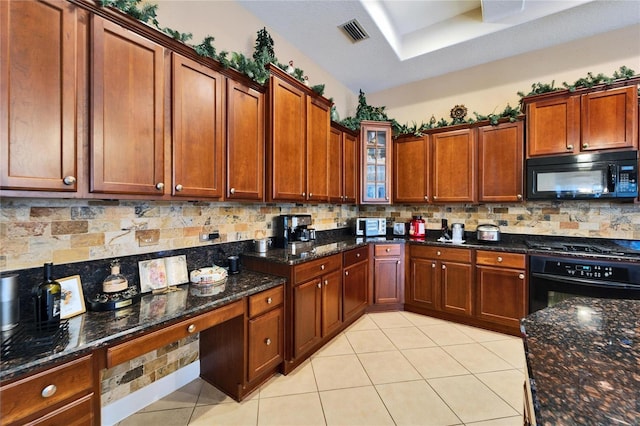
left=518, top=66, right=637, bottom=97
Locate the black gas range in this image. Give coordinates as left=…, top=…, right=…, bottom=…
left=524, top=240, right=640, bottom=257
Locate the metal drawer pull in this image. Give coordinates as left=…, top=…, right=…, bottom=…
left=320, top=264, right=325, bottom=270
left=519, top=273, right=525, bottom=279
left=265, top=338, right=272, bottom=346
left=41, top=384, right=57, bottom=398
left=497, top=256, right=503, bottom=263
left=356, top=253, right=360, bottom=258
left=187, top=324, right=196, bottom=333
left=266, top=297, right=272, bottom=304
left=437, top=250, right=441, bottom=256
left=386, top=248, right=391, bottom=252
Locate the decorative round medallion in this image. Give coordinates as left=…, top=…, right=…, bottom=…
left=450, top=104, right=468, bottom=120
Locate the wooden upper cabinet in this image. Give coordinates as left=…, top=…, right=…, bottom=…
left=581, top=86, right=638, bottom=151
left=360, top=121, right=392, bottom=204
left=342, top=131, right=358, bottom=204
left=1, top=0, right=79, bottom=192
left=393, top=134, right=429, bottom=203
left=431, top=128, right=476, bottom=203
left=172, top=53, right=224, bottom=199
left=267, top=70, right=306, bottom=202
left=226, top=79, right=265, bottom=201
left=328, top=127, right=343, bottom=203
left=90, top=16, right=165, bottom=195
left=526, top=94, right=580, bottom=157
left=477, top=121, right=524, bottom=202
left=307, top=97, right=330, bottom=202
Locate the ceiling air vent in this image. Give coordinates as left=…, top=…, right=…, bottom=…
left=339, top=19, right=369, bottom=43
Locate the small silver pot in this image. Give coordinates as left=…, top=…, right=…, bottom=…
left=254, top=238, right=272, bottom=253
left=476, top=224, right=501, bottom=242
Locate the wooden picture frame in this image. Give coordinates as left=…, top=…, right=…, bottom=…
left=58, top=275, right=86, bottom=319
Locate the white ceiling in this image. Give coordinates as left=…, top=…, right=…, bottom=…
left=237, top=0, right=640, bottom=93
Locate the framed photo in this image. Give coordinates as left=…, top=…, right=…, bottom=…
left=138, top=255, right=189, bottom=293
left=58, top=275, right=86, bottom=319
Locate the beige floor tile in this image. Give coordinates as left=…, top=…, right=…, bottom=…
left=476, top=369, right=525, bottom=414
left=118, top=407, right=193, bottom=426
left=311, top=353, right=372, bottom=391
left=465, top=416, right=523, bottom=425
left=140, top=379, right=202, bottom=412
left=196, top=380, right=238, bottom=405
left=345, top=329, right=396, bottom=353
left=442, top=343, right=513, bottom=373
left=313, top=333, right=354, bottom=357
left=376, top=380, right=461, bottom=426
left=403, top=347, right=469, bottom=379
left=189, top=399, right=258, bottom=426
left=357, top=350, right=422, bottom=384
left=320, top=386, right=395, bottom=426
left=345, top=314, right=380, bottom=331
left=400, top=311, right=447, bottom=327
left=257, top=392, right=325, bottom=426
left=382, top=326, right=438, bottom=349
left=418, top=324, right=476, bottom=346
left=369, top=311, right=414, bottom=328
left=259, top=360, right=318, bottom=398
left=481, top=339, right=526, bottom=370
left=428, top=375, right=519, bottom=423
left=454, top=323, right=515, bottom=343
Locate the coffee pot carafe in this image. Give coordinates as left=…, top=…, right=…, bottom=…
left=0, top=273, right=20, bottom=331
left=451, top=223, right=465, bottom=242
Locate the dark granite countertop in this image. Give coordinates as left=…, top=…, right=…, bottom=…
left=0, top=270, right=285, bottom=383
left=521, top=297, right=639, bottom=425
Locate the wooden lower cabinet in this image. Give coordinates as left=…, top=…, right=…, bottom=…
left=0, top=354, right=98, bottom=426
left=342, top=246, right=369, bottom=322
left=247, top=286, right=284, bottom=383
left=371, top=243, right=404, bottom=310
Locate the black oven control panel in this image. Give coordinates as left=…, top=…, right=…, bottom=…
left=543, top=261, right=630, bottom=282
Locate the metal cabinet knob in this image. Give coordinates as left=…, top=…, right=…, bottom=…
left=345, top=271, right=349, bottom=276
left=386, top=248, right=391, bottom=252
left=517, top=194, right=522, bottom=200
left=396, top=260, right=401, bottom=265
left=324, top=280, right=328, bottom=286
left=41, top=384, right=57, bottom=398
left=433, top=196, right=438, bottom=200
left=582, top=143, right=589, bottom=149
left=385, top=196, right=389, bottom=201
left=62, top=176, right=76, bottom=185
left=317, top=282, right=322, bottom=288
left=320, top=264, right=325, bottom=270
left=302, top=192, right=306, bottom=197
left=519, top=273, right=525, bottom=280
left=265, top=338, right=272, bottom=346
left=431, top=262, right=436, bottom=268
left=436, top=250, right=441, bottom=256
left=175, top=184, right=183, bottom=192
left=497, top=256, right=503, bottom=263
left=442, top=264, right=446, bottom=270
left=567, top=144, right=574, bottom=150
left=187, top=324, right=196, bottom=333
left=155, top=182, right=164, bottom=190
left=266, top=297, right=272, bottom=304
left=309, top=192, right=313, bottom=197
left=356, top=253, right=360, bottom=258
left=230, top=187, right=236, bottom=194
left=424, top=195, right=429, bottom=201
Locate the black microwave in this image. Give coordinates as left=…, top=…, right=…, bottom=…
left=526, top=150, right=638, bottom=201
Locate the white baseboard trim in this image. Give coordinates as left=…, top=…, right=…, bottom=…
left=101, top=361, right=200, bottom=426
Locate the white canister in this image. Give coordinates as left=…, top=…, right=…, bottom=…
left=254, top=238, right=272, bottom=253
left=451, top=223, right=465, bottom=242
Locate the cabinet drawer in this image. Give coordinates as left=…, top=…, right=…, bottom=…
left=343, top=246, right=368, bottom=267
left=374, top=244, right=402, bottom=257
left=249, top=285, right=284, bottom=318
left=0, top=355, right=94, bottom=425
left=476, top=250, right=525, bottom=269
left=107, top=300, right=244, bottom=367
left=411, top=245, right=472, bottom=263
left=294, top=254, right=341, bottom=284
left=29, top=393, right=95, bottom=426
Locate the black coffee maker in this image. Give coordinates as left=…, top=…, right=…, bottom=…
left=273, top=214, right=313, bottom=248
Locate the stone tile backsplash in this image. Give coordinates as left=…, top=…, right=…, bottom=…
left=1, top=198, right=638, bottom=272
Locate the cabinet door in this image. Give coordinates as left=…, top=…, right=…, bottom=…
left=343, top=260, right=368, bottom=321
left=248, top=307, right=283, bottom=382
left=307, top=97, right=330, bottom=202
left=408, top=257, right=439, bottom=309
left=172, top=54, right=223, bottom=198
left=361, top=121, right=391, bottom=204
left=441, top=261, right=473, bottom=316
left=394, top=135, right=429, bottom=203
left=328, top=127, right=343, bottom=203
left=374, top=258, right=402, bottom=304
left=226, top=79, right=264, bottom=201
left=476, top=266, right=526, bottom=328
left=342, top=132, right=358, bottom=203
left=581, top=86, right=638, bottom=151
left=526, top=95, right=580, bottom=157
left=90, top=16, right=165, bottom=195
left=293, top=278, right=322, bottom=357
left=321, top=269, right=342, bottom=336
left=268, top=75, right=306, bottom=202
left=1, top=0, right=78, bottom=192
left=478, top=121, right=524, bottom=202
left=431, top=128, right=476, bottom=203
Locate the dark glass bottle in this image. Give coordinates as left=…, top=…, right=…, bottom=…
left=34, top=262, right=61, bottom=328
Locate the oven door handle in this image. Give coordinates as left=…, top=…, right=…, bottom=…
left=531, top=272, right=639, bottom=290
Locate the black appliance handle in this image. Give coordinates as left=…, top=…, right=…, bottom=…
left=607, top=164, right=617, bottom=193
left=531, top=272, right=639, bottom=290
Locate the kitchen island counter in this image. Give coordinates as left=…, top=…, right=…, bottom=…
left=521, top=297, right=639, bottom=425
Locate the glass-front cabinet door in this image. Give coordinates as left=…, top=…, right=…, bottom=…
left=360, top=120, right=392, bottom=204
